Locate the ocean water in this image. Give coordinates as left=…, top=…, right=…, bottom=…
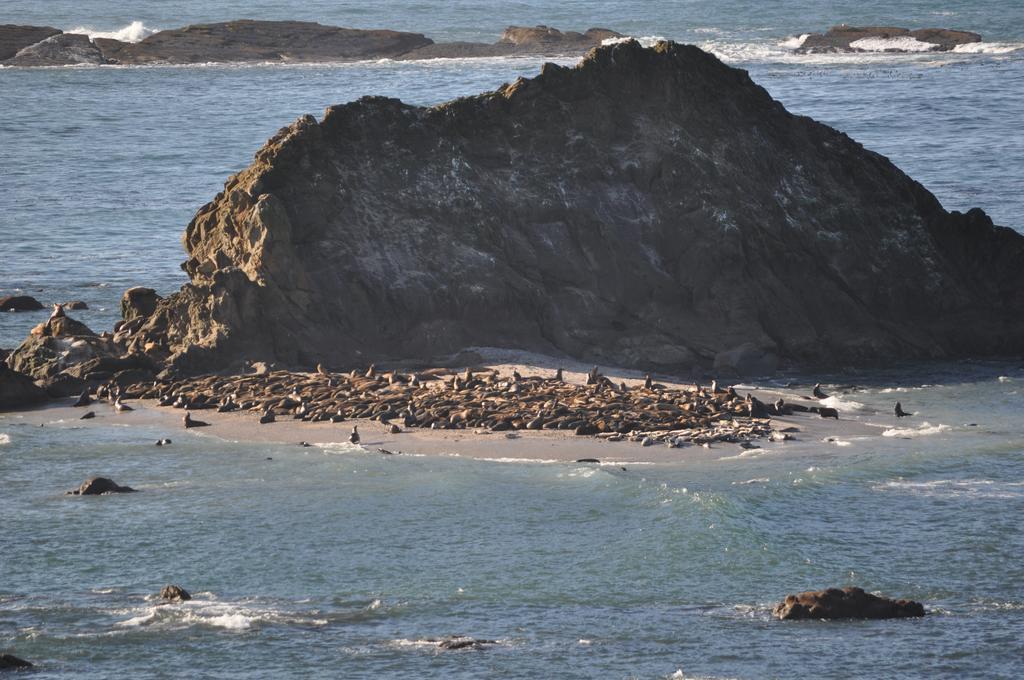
left=2, top=2, right=1024, bottom=676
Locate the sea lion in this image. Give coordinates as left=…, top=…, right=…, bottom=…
left=818, top=407, right=839, bottom=419
left=316, top=363, right=328, bottom=376
left=259, top=409, right=276, bottom=424
left=813, top=383, right=829, bottom=399
left=113, top=398, right=133, bottom=412
left=365, top=364, right=376, bottom=378
left=644, top=374, right=653, bottom=389
left=555, top=368, right=563, bottom=382
left=183, top=411, right=210, bottom=428
left=49, top=303, right=65, bottom=319
left=894, top=402, right=913, bottom=418
left=349, top=426, right=360, bottom=445
left=72, top=389, right=92, bottom=407
left=80, top=410, right=96, bottom=420
left=388, top=423, right=401, bottom=434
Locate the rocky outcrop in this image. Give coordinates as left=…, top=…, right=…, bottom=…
left=121, top=287, right=161, bottom=321
left=773, top=587, right=926, bottom=620
left=0, top=295, right=43, bottom=312
left=159, top=584, right=192, bottom=601
left=6, top=32, right=107, bottom=66
left=0, top=24, right=60, bottom=60
left=2, top=21, right=621, bottom=67
left=3, top=311, right=154, bottom=403
left=0, top=362, right=48, bottom=410
left=67, top=477, right=137, bottom=495
left=104, top=20, right=433, bottom=64
left=798, top=25, right=981, bottom=53
left=134, top=40, right=1024, bottom=375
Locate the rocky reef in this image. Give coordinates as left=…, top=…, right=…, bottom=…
left=111, top=39, right=1024, bottom=376
left=797, top=25, right=981, bottom=53
left=0, top=20, right=619, bottom=66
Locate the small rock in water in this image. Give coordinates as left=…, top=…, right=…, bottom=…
left=68, top=476, right=136, bottom=495
left=159, top=584, right=192, bottom=601
left=421, top=636, right=497, bottom=651
left=773, top=586, right=925, bottom=620
left=0, top=653, right=33, bottom=669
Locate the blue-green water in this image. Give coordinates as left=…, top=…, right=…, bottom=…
left=2, top=1, right=1024, bottom=676
left=3, top=366, right=1024, bottom=677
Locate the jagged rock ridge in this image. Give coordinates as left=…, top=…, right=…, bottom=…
left=133, top=40, right=1024, bottom=374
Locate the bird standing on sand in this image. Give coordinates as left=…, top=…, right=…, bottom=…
left=894, top=401, right=914, bottom=418
left=183, top=411, right=210, bottom=428
left=349, top=426, right=360, bottom=445
left=813, top=383, right=829, bottom=399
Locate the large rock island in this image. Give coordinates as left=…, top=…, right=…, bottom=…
left=119, top=40, right=1024, bottom=376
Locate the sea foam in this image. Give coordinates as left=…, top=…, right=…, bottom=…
left=882, top=422, right=952, bottom=437
left=0, top=433, right=10, bottom=446
left=67, top=21, right=156, bottom=43
left=849, top=36, right=940, bottom=52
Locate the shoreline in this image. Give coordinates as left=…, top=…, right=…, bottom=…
left=7, top=357, right=885, bottom=465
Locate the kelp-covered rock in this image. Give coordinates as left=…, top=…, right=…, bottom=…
left=138, top=40, right=1024, bottom=374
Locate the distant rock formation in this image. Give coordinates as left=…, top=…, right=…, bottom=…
left=773, top=587, right=926, bottom=620
left=5, top=32, right=106, bottom=66
left=0, top=295, right=44, bottom=312
left=0, top=20, right=621, bottom=66
left=0, top=24, right=60, bottom=60
left=798, top=25, right=982, bottom=53
left=120, top=40, right=1024, bottom=376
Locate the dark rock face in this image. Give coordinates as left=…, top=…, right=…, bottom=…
left=6, top=32, right=107, bottom=66
left=139, top=40, right=1024, bottom=375
left=108, top=20, right=433, bottom=64
left=0, top=362, right=48, bottom=411
left=160, top=584, right=192, bottom=601
left=68, top=477, right=137, bottom=495
left=799, top=25, right=981, bottom=53
left=0, top=295, right=44, bottom=312
left=0, top=24, right=61, bottom=60
left=0, top=653, right=33, bottom=669
left=773, top=587, right=926, bottom=620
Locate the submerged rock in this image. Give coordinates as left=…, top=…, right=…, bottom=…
left=798, top=25, right=981, bottom=53
left=773, top=587, right=926, bottom=620
left=0, top=653, right=33, bottom=669
left=159, top=584, right=192, bottom=601
left=0, top=295, right=44, bottom=312
left=136, top=40, right=1024, bottom=375
left=68, top=477, right=137, bottom=495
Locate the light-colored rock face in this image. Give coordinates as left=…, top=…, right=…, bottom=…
left=135, top=40, right=1024, bottom=375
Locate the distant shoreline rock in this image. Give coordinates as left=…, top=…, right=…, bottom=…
left=0, top=20, right=621, bottom=67
left=797, top=25, right=982, bottom=53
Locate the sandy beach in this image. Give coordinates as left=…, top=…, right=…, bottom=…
left=13, top=354, right=885, bottom=465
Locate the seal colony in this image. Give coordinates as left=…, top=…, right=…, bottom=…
left=114, top=365, right=779, bottom=448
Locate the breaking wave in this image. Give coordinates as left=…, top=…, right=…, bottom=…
left=882, top=422, right=952, bottom=437
left=849, top=36, right=939, bottom=52
left=67, top=21, right=156, bottom=43
left=602, top=35, right=668, bottom=48
left=873, top=479, right=1024, bottom=499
